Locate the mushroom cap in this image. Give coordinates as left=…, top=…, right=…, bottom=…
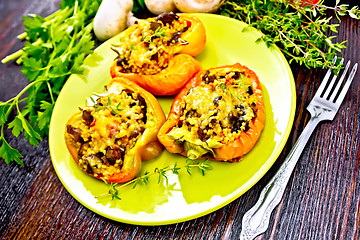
left=174, top=0, right=225, bottom=13
left=145, top=0, right=177, bottom=15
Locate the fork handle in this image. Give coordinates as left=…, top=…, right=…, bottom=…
left=240, top=116, right=321, bottom=240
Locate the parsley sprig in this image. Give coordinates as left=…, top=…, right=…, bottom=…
left=220, top=0, right=359, bottom=70
left=97, top=159, right=213, bottom=200
left=0, top=0, right=101, bottom=165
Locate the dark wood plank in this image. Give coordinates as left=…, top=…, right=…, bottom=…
left=0, top=0, right=62, bottom=236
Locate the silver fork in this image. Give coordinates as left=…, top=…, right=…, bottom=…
left=239, top=57, right=358, bottom=240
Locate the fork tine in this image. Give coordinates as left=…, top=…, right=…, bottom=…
left=314, top=56, right=337, bottom=98
left=334, top=63, right=358, bottom=105
left=322, top=58, right=345, bottom=99
left=329, top=60, right=351, bottom=102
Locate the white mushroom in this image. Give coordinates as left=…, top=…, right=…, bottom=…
left=174, top=0, right=225, bottom=13
left=145, top=0, right=177, bottom=15
left=93, top=0, right=133, bottom=41
left=126, top=11, right=139, bottom=27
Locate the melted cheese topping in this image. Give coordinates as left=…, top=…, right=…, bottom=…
left=112, top=14, right=188, bottom=75
left=168, top=67, right=259, bottom=156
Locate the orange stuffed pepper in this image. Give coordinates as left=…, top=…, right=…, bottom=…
left=65, top=77, right=166, bottom=183
left=158, top=63, right=265, bottom=162
left=110, top=13, right=206, bottom=96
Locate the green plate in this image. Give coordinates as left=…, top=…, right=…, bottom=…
left=49, top=13, right=295, bottom=225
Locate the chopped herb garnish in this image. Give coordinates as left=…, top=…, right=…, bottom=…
left=94, top=96, right=123, bottom=115
left=143, top=26, right=167, bottom=44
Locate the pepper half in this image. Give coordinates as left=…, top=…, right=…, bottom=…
left=158, top=63, right=265, bottom=162
left=65, top=77, right=166, bottom=183
left=110, top=12, right=205, bottom=96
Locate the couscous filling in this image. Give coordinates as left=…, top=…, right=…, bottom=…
left=167, top=67, right=259, bottom=159
left=66, top=90, right=147, bottom=177
left=112, top=13, right=189, bottom=75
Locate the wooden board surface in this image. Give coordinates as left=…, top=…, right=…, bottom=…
left=0, top=1, right=359, bottom=239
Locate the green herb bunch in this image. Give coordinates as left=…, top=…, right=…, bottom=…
left=98, top=159, right=213, bottom=200
left=0, top=0, right=101, bottom=165
left=220, top=0, right=359, bottom=70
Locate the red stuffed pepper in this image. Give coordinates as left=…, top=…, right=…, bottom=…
left=65, top=77, right=166, bottom=183
left=158, top=63, right=265, bottom=162
left=110, top=12, right=206, bottom=96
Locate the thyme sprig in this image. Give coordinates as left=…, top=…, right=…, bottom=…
left=220, top=0, right=359, bottom=70
left=142, top=26, right=167, bottom=44
left=96, top=158, right=213, bottom=200
left=232, top=74, right=250, bottom=89
left=300, top=0, right=360, bottom=19
left=218, top=82, right=245, bottom=101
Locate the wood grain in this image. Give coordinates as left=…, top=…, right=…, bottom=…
left=0, top=1, right=359, bottom=239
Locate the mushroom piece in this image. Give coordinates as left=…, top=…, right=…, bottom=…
left=174, top=0, right=225, bottom=13
left=145, top=0, right=177, bottom=15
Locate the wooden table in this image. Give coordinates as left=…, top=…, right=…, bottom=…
left=0, top=1, right=359, bottom=239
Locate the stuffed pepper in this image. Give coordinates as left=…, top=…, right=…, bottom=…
left=110, top=12, right=206, bottom=95
left=65, top=77, right=166, bottom=183
left=158, top=63, right=265, bottom=162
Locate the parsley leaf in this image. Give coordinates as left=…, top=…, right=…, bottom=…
left=23, top=14, right=47, bottom=42
left=21, top=58, right=43, bottom=82
left=37, top=101, right=54, bottom=133
left=23, top=41, right=44, bottom=56
left=71, top=33, right=95, bottom=55
left=8, top=116, right=24, bottom=137
left=0, top=139, right=23, bottom=165
left=0, top=104, right=11, bottom=125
